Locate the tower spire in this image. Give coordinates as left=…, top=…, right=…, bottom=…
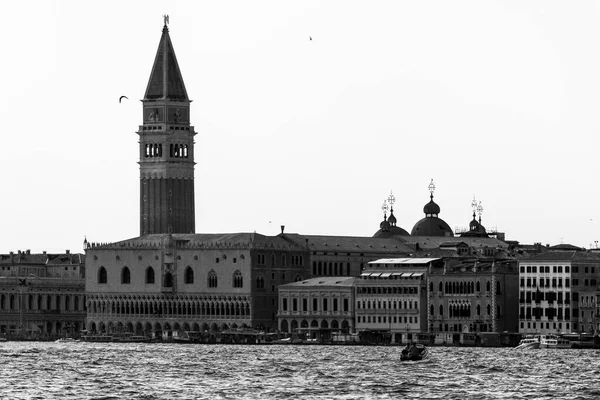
left=138, top=20, right=196, bottom=236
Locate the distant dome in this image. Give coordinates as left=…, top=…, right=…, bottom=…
left=423, top=195, right=441, bottom=216
left=388, top=212, right=397, bottom=225
left=411, top=217, right=453, bottom=236
left=461, top=213, right=488, bottom=238
left=374, top=209, right=409, bottom=238
left=412, top=189, right=452, bottom=237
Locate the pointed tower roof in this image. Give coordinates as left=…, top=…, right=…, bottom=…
left=144, top=22, right=189, bottom=101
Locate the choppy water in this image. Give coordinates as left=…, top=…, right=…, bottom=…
left=0, top=342, right=598, bottom=399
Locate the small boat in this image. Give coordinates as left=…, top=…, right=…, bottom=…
left=401, top=344, right=429, bottom=361
left=55, top=337, right=77, bottom=343
left=515, top=335, right=540, bottom=350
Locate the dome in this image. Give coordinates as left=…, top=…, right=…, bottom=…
left=388, top=212, right=397, bottom=225
left=411, top=217, right=453, bottom=236
left=423, top=195, right=440, bottom=216
left=460, top=213, right=488, bottom=238
left=373, top=209, right=409, bottom=238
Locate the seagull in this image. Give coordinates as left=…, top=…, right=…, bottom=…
left=309, top=36, right=312, bottom=41
left=119, top=95, right=128, bottom=103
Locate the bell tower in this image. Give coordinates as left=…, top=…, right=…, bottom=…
left=138, top=18, right=196, bottom=235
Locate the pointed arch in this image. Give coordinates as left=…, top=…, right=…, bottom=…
left=146, top=267, right=155, bottom=284
left=121, top=267, right=131, bottom=284
left=98, top=267, right=107, bottom=284
left=184, top=266, right=194, bottom=284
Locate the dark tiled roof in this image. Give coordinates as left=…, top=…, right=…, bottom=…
left=144, top=25, right=188, bottom=101
left=90, top=233, right=307, bottom=251
left=521, top=251, right=600, bottom=262
left=280, top=277, right=355, bottom=288
left=280, top=234, right=414, bottom=254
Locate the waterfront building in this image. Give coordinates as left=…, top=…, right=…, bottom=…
left=518, top=247, right=600, bottom=335
left=85, top=233, right=309, bottom=337
left=277, top=276, right=355, bottom=340
left=356, top=258, right=431, bottom=343
left=0, top=250, right=85, bottom=339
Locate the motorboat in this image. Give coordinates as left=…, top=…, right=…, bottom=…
left=539, top=334, right=571, bottom=349
left=515, top=335, right=540, bottom=350
left=401, top=344, right=429, bottom=361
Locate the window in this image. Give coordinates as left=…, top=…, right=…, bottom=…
left=146, top=267, right=155, bottom=284
left=293, top=298, right=298, bottom=312
left=313, top=298, right=318, bottom=311
left=283, top=298, right=288, bottom=311
left=233, top=270, right=243, bottom=288
left=256, top=274, right=265, bottom=289
left=184, top=266, right=194, bottom=284
left=98, top=267, right=107, bottom=284
left=121, top=267, right=131, bottom=284
left=164, top=272, right=174, bottom=288
left=208, top=270, right=217, bottom=288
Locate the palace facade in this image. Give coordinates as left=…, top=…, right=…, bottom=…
left=0, top=250, right=86, bottom=339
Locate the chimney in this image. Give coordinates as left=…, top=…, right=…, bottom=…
left=66, top=250, right=70, bottom=254
left=281, top=225, right=285, bottom=234
left=26, top=250, right=30, bottom=255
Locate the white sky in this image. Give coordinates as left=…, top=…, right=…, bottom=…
left=2, top=0, right=600, bottom=253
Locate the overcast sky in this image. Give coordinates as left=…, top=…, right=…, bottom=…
left=2, top=0, right=600, bottom=253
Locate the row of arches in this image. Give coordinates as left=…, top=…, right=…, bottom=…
left=279, top=319, right=351, bottom=333
left=87, top=295, right=252, bottom=319
left=87, top=320, right=250, bottom=335
left=430, top=280, right=502, bottom=295
left=312, top=261, right=351, bottom=277
left=430, top=303, right=500, bottom=318
left=0, top=293, right=84, bottom=312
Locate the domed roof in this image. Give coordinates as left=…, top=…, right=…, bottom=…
left=423, top=195, right=441, bottom=216
left=388, top=211, right=397, bottom=225
left=411, top=217, right=453, bottom=236
left=379, top=217, right=391, bottom=230
left=412, top=181, right=453, bottom=236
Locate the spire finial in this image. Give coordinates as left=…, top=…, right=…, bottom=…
left=381, top=200, right=389, bottom=217
left=163, top=14, right=170, bottom=26
left=428, top=179, right=436, bottom=199
left=477, top=201, right=484, bottom=223
left=387, top=191, right=396, bottom=211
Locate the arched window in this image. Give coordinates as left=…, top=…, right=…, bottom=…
left=164, top=272, right=173, bottom=288
left=256, top=274, right=264, bottom=289
left=146, top=267, right=155, bottom=284
left=281, top=255, right=286, bottom=267
left=98, top=267, right=107, bottom=284
left=208, top=270, right=218, bottom=288
left=233, top=270, right=243, bottom=288
left=430, top=304, right=434, bottom=316
left=486, top=281, right=491, bottom=292
left=294, top=274, right=302, bottom=282
left=496, top=280, right=502, bottom=295
left=439, top=304, right=443, bottom=316
left=476, top=281, right=481, bottom=292
left=486, top=304, right=491, bottom=315
left=439, top=282, right=443, bottom=292
left=121, top=267, right=131, bottom=284
left=184, top=266, right=194, bottom=284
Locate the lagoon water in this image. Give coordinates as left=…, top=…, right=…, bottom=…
left=0, top=342, right=598, bottom=399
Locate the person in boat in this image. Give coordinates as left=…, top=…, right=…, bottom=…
left=409, top=342, right=420, bottom=360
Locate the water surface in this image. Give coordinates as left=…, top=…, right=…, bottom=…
left=0, top=342, right=597, bottom=399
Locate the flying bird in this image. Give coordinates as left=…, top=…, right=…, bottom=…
left=309, top=36, right=312, bottom=41
left=119, top=95, right=128, bottom=103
